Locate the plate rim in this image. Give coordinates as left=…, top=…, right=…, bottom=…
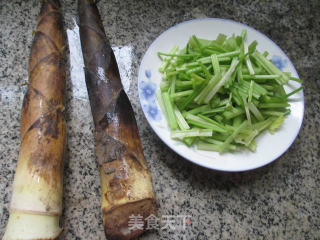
left=138, top=17, right=305, bottom=172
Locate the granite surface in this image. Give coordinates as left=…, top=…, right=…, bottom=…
left=0, top=0, right=319, bottom=239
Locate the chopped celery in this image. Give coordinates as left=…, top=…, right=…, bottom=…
left=174, top=106, right=190, bottom=130
left=156, top=31, right=303, bottom=153
left=162, top=92, right=178, bottom=130
left=171, top=129, right=212, bottom=139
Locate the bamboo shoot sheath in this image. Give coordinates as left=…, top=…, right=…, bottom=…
left=3, top=0, right=66, bottom=239
left=78, top=0, right=157, bottom=239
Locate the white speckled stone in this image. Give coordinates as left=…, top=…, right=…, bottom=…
left=0, top=0, right=319, bottom=239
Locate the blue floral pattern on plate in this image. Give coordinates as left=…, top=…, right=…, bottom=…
left=272, top=55, right=288, bottom=70
left=139, top=70, right=162, bottom=122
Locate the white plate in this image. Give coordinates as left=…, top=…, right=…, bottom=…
left=138, top=18, right=304, bottom=172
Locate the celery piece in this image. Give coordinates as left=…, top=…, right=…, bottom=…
left=211, top=54, right=220, bottom=74
left=261, top=110, right=290, bottom=116
left=197, top=114, right=228, bottom=131
left=242, top=96, right=252, bottom=127
left=204, top=58, right=239, bottom=103
left=219, top=121, right=248, bottom=152
left=171, top=90, right=193, bottom=100
left=248, top=102, right=264, bottom=121
left=244, top=42, right=255, bottom=75
left=223, top=107, right=245, bottom=120
left=259, top=103, right=290, bottom=109
left=248, top=80, right=254, bottom=103
left=202, top=107, right=226, bottom=116
left=216, top=34, right=227, bottom=45
left=170, top=76, right=176, bottom=97
left=233, top=115, right=243, bottom=128
left=159, top=45, right=179, bottom=73
left=197, top=141, right=237, bottom=152
left=187, top=105, right=211, bottom=115
left=252, top=51, right=289, bottom=84
left=160, top=81, right=170, bottom=92
left=183, top=137, right=196, bottom=146
left=194, top=73, right=222, bottom=104
left=268, top=115, right=285, bottom=134
left=174, top=106, right=190, bottom=130
left=162, top=92, right=178, bottom=130
left=156, top=90, right=168, bottom=122
left=289, top=76, right=303, bottom=83
left=171, top=128, right=212, bottom=139
left=286, top=86, right=303, bottom=98
left=185, top=113, right=227, bottom=133
left=175, top=80, right=193, bottom=90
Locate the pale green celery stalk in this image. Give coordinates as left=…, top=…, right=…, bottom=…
left=252, top=51, right=289, bottom=84
left=190, top=73, right=206, bottom=86
left=171, top=90, right=193, bottom=100
left=160, top=81, right=170, bottom=92
left=223, top=107, right=245, bottom=120
left=162, top=92, right=178, bottom=130
left=226, top=93, right=233, bottom=109
left=186, top=66, right=203, bottom=75
left=175, top=80, right=193, bottom=90
left=286, top=86, right=303, bottom=98
left=242, top=80, right=268, bottom=96
left=242, top=74, right=281, bottom=80
left=231, top=88, right=242, bottom=106
left=289, top=76, right=303, bottom=83
left=233, top=115, right=243, bottom=127
left=159, top=45, right=179, bottom=73
left=166, top=71, right=179, bottom=77
left=170, top=76, right=176, bottom=97
left=202, top=107, right=225, bottom=117
left=194, top=73, right=222, bottom=104
left=171, top=128, right=212, bottom=139
left=253, top=117, right=275, bottom=132
left=214, top=115, right=224, bottom=123
left=244, top=129, right=259, bottom=146
left=187, top=105, right=211, bottom=115
left=197, top=114, right=228, bottom=131
left=241, top=29, right=247, bottom=41
left=157, top=90, right=168, bottom=122
left=199, top=62, right=212, bottom=80
left=204, top=58, right=239, bottom=103
left=268, top=115, right=285, bottom=134
left=199, top=137, right=237, bottom=150
left=197, top=56, right=231, bottom=64
left=211, top=54, right=220, bottom=74
left=260, top=84, right=274, bottom=91
left=183, top=137, right=196, bottom=146
left=244, top=42, right=255, bottom=75
left=259, top=103, right=290, bottom=108
left=174, top=106, right=190, bottom=130
left=157, top=52, right=199, bottom=58
left=217, top=49, right=240, bottom=58
left=197, top=141, right=237, bottom=152
left=248, top=80, right=254, bottom=102
left=237, top=63, right=243, bottom=84
left=248, top=102, right=264, bottom=121
left=242, top=96, right=252, bottom=127
left=261, top=109, right=290, bottom=116
left=219, top=121, right=248, bottom=152
left=185, top=113, right=227, bottom=133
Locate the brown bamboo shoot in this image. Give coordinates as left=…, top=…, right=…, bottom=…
left=78, top=0, right=157, bottom=239
left=3, top=0, right=66, bottom=239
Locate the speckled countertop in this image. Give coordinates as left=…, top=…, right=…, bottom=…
left=0, top=0, right=319, bottom=239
